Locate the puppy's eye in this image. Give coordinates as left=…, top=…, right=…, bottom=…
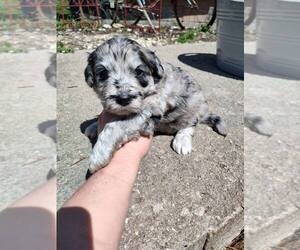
left=135, top=67, right=144, bottom=76
left=96, top=67, right=109, bottom=81
left=135, top=66, right=149, bottom=87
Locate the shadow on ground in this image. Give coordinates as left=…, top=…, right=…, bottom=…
left=57, top=207, right=93, bottom=250
left=178, top=53, right=242, bottom=80
left=38, top=120, right=57, bottom=143
left=0, top=207, right=55, bottom=250
left=245, top=54, right=300, bottom=80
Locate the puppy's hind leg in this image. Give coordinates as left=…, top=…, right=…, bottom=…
left=172, top=127, right=194, bottom=155
left=84, top=121, right=98, bottom=139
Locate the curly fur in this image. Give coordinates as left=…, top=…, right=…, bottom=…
left=84, top=37, right=227, bottom=173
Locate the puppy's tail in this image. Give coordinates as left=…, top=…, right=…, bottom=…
left=201, top=112, right=227, bottom=137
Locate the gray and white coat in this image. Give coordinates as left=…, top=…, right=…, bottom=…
left=84, top=37, right=227, bottom=173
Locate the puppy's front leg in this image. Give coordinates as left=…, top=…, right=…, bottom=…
left=89, top=110, right=152, bottom=173
left=143, top=95, right=166, bottom=118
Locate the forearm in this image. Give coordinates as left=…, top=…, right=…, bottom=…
left=11, top=177, right=56, bottom=211
left=59, top=146, right=142, bottom=250
left=1, top=178, right=56, bottom=250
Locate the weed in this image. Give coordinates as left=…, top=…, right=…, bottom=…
left=0, top=42, right=27, bottom=53
left=176, top=24, right=214, bottom=43
left=177, top=29, right=197, bottom=43
left=57, top=41, right=74, bottom=53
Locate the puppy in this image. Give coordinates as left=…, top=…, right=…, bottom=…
left=84, top=37, right=227, bottom=173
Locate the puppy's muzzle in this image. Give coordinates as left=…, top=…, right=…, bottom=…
left=114, top=93, right=137, bottom=106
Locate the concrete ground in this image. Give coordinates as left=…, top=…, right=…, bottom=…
left=0, top=51, right=56, bottom=211
left=244, top=42, right=300, bottom=249
left=57, top=42, right=243, bottom=249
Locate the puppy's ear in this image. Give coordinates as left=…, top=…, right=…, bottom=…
left=84, top=52, right=95, bottom=87
left=139, top=48, right=164, bottom=83
left=84, top=65, right=94, bottom=87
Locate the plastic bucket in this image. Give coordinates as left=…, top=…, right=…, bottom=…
left=256, top=0, right=300, bottom=79
left=216, top=0, right=244, bottom=78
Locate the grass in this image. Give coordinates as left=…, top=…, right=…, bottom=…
left=57, top=41, right=74, bottom=53
left=0, top=0, right=22, bottom=18
left=0, top=0, right=55, bottom=30
left=176, top=24, right=215, bottom=44
left=57, top=0, right=71, bottom=20
left=176, top=29, right=198, bottom=43
left=0, top=42, right=27, bottom=53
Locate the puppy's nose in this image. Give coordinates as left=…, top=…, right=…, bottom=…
left=116, top=94, right=132, bottom=106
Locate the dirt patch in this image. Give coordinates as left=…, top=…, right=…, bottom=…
left=57, top=24, right=216, bottom=51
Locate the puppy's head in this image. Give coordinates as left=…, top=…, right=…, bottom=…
left=84, top=37, right=164, bottom=116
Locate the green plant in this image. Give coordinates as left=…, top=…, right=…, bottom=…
left=57, top=20, right=64, bottom=30
left=176, top=29, right=197, bottom=43
left=57, top=0, right=71, bottom=20
left=57, top=41, right=74, bottom=53
left=176, top=24, right=214, bottom=43
left=0, top=42, right=27, bottom=53
left=199, top=25, right=210, bottom=33
left=0, top=0, right=22, bottom=19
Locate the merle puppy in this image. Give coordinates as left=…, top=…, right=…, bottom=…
left=84, top=37, right=227, bottom=173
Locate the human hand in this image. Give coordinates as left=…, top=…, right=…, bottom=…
left=98, top=111, right=153, bottom=166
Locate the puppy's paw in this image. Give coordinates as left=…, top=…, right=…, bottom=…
left=88, top=143, right=111, bottom=173
left=172, top=133, right=192, bottom=155
left=89, top=155, right=109, bottom=174
left=141, top=120, right=154, bottom=137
